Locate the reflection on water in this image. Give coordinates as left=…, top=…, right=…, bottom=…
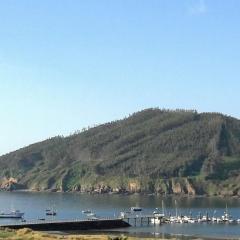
left=0, top=191, right=240, bottom=238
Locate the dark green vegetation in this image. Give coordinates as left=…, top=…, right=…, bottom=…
left=1, top=108, right=240, bottom=196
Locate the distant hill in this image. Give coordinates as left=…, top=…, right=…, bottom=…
left=1, top=108, right=240, bottom=196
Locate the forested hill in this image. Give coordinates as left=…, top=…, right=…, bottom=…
left=1, top=108, right=240, bottom=196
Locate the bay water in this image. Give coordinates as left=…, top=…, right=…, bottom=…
left=1, top=191, right=240, bottom=239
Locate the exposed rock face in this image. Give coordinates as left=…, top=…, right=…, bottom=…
left=0, top=177, right=24, bottom=191
left=185, top=179, right=196, bottom=195
left=154, top=178, right=197, bottom=195
left=172, top=180, right=183, bottom=194
left=3, top=176, right=240, bottom=197
left=128, top=181, right=141, bottom=193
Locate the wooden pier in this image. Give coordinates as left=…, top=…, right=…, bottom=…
left=0, top=218, right=131, bottom=231
left=121, top=214, right=162, bottom=226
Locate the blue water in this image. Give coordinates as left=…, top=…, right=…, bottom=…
left=0, top=191, right=240, bottom=239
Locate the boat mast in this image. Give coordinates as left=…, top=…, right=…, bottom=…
left=175, top=200, right=178, bottom=217
left=162, top=200, right=165, bottom=215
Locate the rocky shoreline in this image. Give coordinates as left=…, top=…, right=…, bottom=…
left=1, top=176, right=240, bottom=198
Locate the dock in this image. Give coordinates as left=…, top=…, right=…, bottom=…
left=121, top=214, right=162, bottom=226
left=0, top=218, right=131, bottom=231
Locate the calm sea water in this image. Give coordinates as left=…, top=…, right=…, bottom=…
left=0, top=191, right=240, bottom=239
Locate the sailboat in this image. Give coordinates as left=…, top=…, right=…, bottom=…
left=169, top=200, right=180, bottom=223
left=221, top=204, right=233, bottom=223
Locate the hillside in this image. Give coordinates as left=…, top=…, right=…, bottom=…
left=1, top=108, right=240, bottom=196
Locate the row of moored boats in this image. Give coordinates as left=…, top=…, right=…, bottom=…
left=151, top=201, right=240, bottom=224
left=151, top=210, right=240, bottom=224
left=120, top=201, right=240, bottom=225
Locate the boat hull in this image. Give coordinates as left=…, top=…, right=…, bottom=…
left=0, top=213, right=24, bottom=218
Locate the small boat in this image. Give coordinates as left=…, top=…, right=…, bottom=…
left=151, top=212, right=165, bottom=224
left=45, top=209, right=57, bottom=216
left=221, top=204, right=233, bottom=223
left=217, top=217, right=223, bottom=223
left=198, top=215, right=210, bottom=222
left=82, top=209, right=92, bottom=214
left=46, top=210, right=57, bottom=216
left=212, top=216, right=218, bottom=222
left=151, top=202, right=165, bottom=224
left=187, top=217, right=197, bottom=223
left=130, top=207, right=142, bottom=212
left=0, top=210, right=24, bottom=218
left=222, top=212, right=233, bottom=223
left=86, top=212, right=96, bottom=217
left=85, top=211, right=97, bottom=219
left=151, top=216, right=163, bottom=224
left=169, top=216, right=181, bottom=223
left=82, top=210, right=96, bottom=218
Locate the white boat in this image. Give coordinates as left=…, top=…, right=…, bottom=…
left=212, top=216, right=218, bottom=222
left=211, top=210, right=217, bottom=222
left=221, top=204, right=233, bottom=223
left=187, top=217, right=197, bottom=223
left=86, top=212, right=96, bottom=217
left=169, top=216, right=183, bottom=223
left=151, top=213, right=164, bottom=224
left=86, top=212, right=97, bottom=219
left=198, top=215, right=210, bottom=222
left=82, top=209, right=96, bottom=217
left=217, top=217, right=223, bottom=223
left=169, top=200, right=184, bottom=223
left=82, top=209, right=92, bottom=214
left=45, top=207, right=57, bottom=216
left=151, top=201, right=165, bottom=224
left=0, top=210, right=24, bottom=218
left=222, top=212, right=233, bottom=222
left=151, top=212, right=165, bottom=224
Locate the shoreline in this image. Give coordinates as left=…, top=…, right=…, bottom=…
left=1, top=228, right=240, bottom=240
left=3, top=189, right=240, bottom=199
left=68, top=229, right=240, bottom=240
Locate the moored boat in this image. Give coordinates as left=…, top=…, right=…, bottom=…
left=221, top=204, right=233, bottom=223
left=46, top=209, right=57, bottom=216
left=0, top=210, right=24, bottom=218
left=82, top=209, right=92, bottom=214
left=151, top=201, right=165, bottom=224
left=130, top=207, right=142, bottom=212
left=86, top=212, right=96, bottom=217
left=151, top=212, right=165, bottom=224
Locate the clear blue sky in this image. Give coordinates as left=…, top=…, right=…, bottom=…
left=0, top=0, right=240, bottom=155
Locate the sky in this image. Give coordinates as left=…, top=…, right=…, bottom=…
left=0, top=0, right=240, bottom=155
